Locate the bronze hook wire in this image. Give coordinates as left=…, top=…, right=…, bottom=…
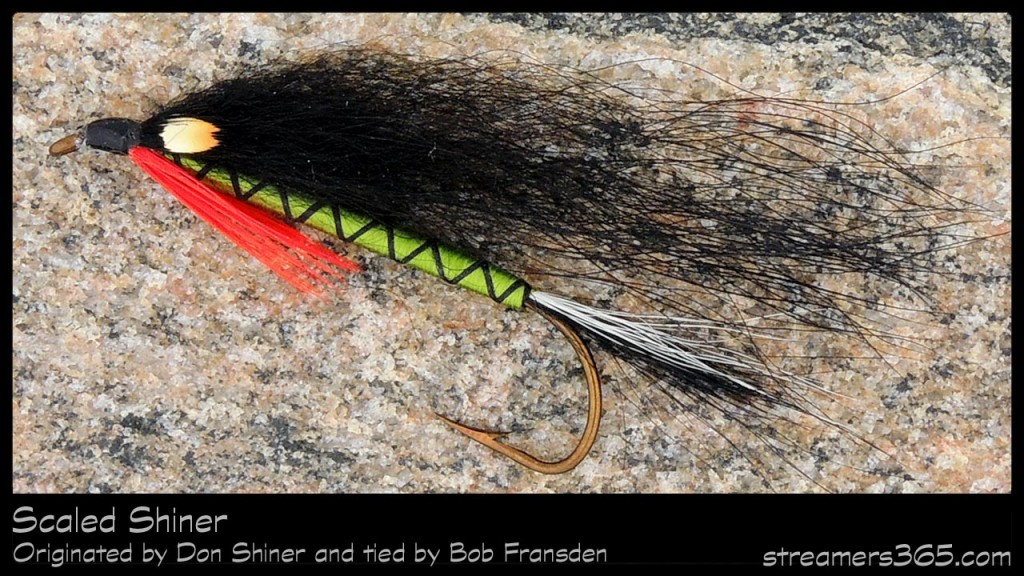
left=49, top=133, right=82, bottom=157
left=436, top=302, right=602, bottom=474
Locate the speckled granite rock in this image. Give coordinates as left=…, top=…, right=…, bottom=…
left=13, top=13, right=1010, bottom=493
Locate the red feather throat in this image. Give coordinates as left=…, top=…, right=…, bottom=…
left=129, top=147, right=360, bottom=294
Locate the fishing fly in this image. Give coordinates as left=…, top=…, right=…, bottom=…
left=47, top=47, right=993, bottom=487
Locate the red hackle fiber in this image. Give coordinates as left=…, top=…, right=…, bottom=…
left=128, top=146, right=360, bottom=295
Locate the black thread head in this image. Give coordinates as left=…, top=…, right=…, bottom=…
left=84, top=118, right=142, bottom=154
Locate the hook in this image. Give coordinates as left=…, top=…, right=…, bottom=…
left=436, top=304, right=602, bottom=474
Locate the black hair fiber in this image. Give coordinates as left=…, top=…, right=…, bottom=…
left=145, top=49, right=974, bottom=324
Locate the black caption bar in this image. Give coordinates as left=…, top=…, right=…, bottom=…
left=9, top=494, right=1013, bottom=569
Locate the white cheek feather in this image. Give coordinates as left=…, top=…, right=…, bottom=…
left=160, top=117, right=220, bottom=153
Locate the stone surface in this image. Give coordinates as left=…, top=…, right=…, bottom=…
left=13, top=13, right=1010, bottom=493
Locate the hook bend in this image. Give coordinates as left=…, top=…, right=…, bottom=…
left=436, top=303, right=602, bottom=474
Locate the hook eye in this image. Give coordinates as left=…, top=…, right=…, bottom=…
left=49, top=133, right=82, bottom=157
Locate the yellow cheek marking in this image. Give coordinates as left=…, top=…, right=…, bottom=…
left=160, top=118, right=221, bottom=153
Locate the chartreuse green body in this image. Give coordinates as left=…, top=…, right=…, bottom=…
left=171, top=155, right=531, bottom=309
